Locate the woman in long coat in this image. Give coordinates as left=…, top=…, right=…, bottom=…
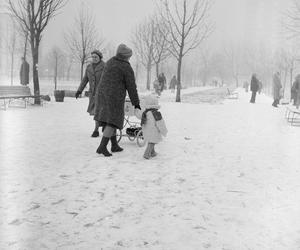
left=75, top=50, right=105, bottom=137
left=272, top=72, right=282, bottom=107
left=94, top=44, right=140, bottom=157
left=20, top=57, right=29, bottom=86
left=250, top=73, right=259, bottom=103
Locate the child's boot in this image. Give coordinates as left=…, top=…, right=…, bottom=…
left=143, top=143, right=152, bottom=159
left=151, top=144, right=157, bottom=157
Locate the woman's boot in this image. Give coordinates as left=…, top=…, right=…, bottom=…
left=96, top=136, right=112, bottom=156
left=111, top=135, right=123, bottom=152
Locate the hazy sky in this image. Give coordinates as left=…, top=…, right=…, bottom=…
left=42, top=0, right=292, bottom=55
left=44, top=0, right=157, bottom=49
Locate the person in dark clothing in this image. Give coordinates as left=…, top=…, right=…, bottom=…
left=272, top=72, right=282, bottom=107
left=75, top=50, right=105, bottom=137
left=250, top=73, right=259, bottom=103
left=169, top=75, right=177, bottom=93
left=20, top=57, right=30, bottom=86
left=158, top=73, right=166, bottom=92
left=293, top=74, right=300, bottom=109
left=94, top=44, right=140, bottom=157
left=291, top=75, right=300, bottom=106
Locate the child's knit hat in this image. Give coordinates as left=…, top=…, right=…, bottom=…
left=144, top=95, right=160, bottom=109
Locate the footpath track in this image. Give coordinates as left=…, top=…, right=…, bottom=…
left=181, top=87, right=231, bottom=104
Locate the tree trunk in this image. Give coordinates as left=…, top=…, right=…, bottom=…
left=290, top=67, right=293, bottom=91
left=80, top=61, right=84, bottom=81
left=66, top=61, right=72, bottom=81
left=235, top=76, right=239, bottom=87
left=135, top=63, right=139, bottom=84
left=24, top=31, right=28, bottom=59
left=10, top=51, right=14, bottom=86
left=283, top=68, right=288, bottom=98
left=176, top=56, right=182, bottom=102
left=54, top=57, right=58, bottom=90
left=32, top=46, right=41, bottom=104
left=155, top=62, right=159, bottom=79
left=146, top=60, right=152, bottom=90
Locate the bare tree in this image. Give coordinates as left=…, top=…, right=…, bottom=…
left=210, top=52, right=229, bottom=86
left=132, top=18, right=155, bottom=90
left=65, top=55, right=74, bottom=81
left=48, top=46, right=64, bottom=90
left=160, top=0, right=213, bottom=102
left=224, top=43, right=241, bottom=87
left=5, top=16, right=18, bottom=85
left=0, top=15, right=3, bottom=74
left=274, top=48, right=297, bottom=97
left=8, top=0, right=67, bottom=104
left=152, top=15, right=171, bottom=78
left=198, top=49, right=211, bottom=86
left=284, top=0, right=300, bottom=38
left=64, top=4, right=105, bottom=81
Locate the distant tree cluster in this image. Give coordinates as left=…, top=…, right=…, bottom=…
left=2, top=0, right=300, bottom=104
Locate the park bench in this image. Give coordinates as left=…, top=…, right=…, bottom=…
left=226, top=87, right=239, bottom=99
left=285, top=105, right=300, bottom=126
left=0, top=85, right=44, bottom=110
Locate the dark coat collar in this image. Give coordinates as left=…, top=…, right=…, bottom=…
left=113, top=55, right=130, bottom=64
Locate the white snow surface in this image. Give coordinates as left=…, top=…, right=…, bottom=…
left=1, top=87, right=300, bottom=250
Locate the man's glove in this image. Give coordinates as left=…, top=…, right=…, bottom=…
left=134, top=104, right=141, bottom=110
left=75, top=91, right=81, bottom=99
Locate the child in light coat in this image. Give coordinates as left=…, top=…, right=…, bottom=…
left=134, top=95, right=168, bottom=159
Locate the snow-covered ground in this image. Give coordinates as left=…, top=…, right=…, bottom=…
left=1, top=87, right=300, bottom=250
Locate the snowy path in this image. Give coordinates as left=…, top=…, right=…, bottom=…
left=1, top=88, right=300, bottom=250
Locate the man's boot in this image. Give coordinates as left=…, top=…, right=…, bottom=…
left=96, top=136, right=112, bottom=157
left=111, top=135, right=123, bottom=152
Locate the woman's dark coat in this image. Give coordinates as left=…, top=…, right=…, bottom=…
left=77, top=61, right=105, bottom=115
left=94, top=56, right=140, bottom=129
left=20, top=61, right=29, bottom=85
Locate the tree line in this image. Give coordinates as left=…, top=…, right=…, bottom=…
left=1, top=0, right=300, bottom=103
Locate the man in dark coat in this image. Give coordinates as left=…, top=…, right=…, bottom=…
left=293, top=74, right=300, bottom=109
left=94, top=44, right=140, bottom=157
left=291, top=74, right=300, bottom=106
left=20, top=57, right=29, bottom=86
left=158, top=73, right=166, bottom=92
left=272, top=72, right=282, bottom=107
left=75, top=50, right=105, bottom=137
left=250, top=73, right=259, bottom=103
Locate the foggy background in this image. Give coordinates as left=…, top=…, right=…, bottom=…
left=0, top=0, right=298, bottom=96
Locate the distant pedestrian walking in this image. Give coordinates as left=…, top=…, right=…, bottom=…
left=75, top=50, right=105, bottom=137
left=158, top=73, right=166, bottom=92
left=20, top=57, right=29, bottom=86
left=169, top=75, right=177, bottom=92
left=272, top=72, right=282, bottom=108
left=292, top=74, right=300, bottom=109
left=250, top=73, right=259, bottom=103
left=291, top=75, right=300, bottom=106
left=94, top=44, right=140, bottom=157
left=135, top=95, right=168, bottom=159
